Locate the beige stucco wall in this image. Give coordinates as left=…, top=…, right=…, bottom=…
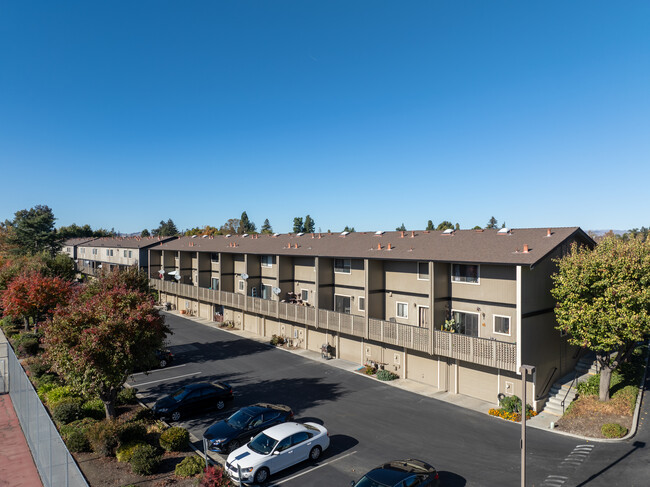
left=450, top=264, right=516, bottom=304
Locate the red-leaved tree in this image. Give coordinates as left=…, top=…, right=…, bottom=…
left=42, top=269, right=170, bottom=418
left=2, top=270, right=74, bottom=331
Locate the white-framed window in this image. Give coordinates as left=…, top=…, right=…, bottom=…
left=417, top=262, right=429, bottom=280
left=123, top=250, right=128, bottom=257
left=493, top=315, right=511, bottom=336
left=211, top=278, right=219, bottom=290
left=358, top=296, right=365, bottom=312
left=301, top=289, right=309, bottom=301
left=334, top=258, right=351, bottom=274
left=261, top=255, right=273, bottom=267
left=452, top=310, right=480, bottom=337
left=92, top=248, right=97, bottom=255
left=81, top=248, right=85, bottom=254
left=238, top=280, right=245, bottom=292
left=334, top=294, right=351, bottom=314
left=128, top=250, right=132, bottom=258
left=396, top=302, right=408, bottom=319
left=451, top=263, right=479, bottom=284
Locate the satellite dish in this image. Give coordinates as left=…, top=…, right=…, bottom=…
left=174, top=274, right=181, bottom=280
left=241, top=273, right=249, bottom=280
left=272, top=287, right=281, bottom=295
left=159, top=269, right=166, bottom=275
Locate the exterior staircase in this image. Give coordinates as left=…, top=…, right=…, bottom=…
left=542, top=353, right=599, bottom=416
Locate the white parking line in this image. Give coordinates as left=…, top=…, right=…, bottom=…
left=130, top=363, right=187, bottom=376
left=272, top=450, right=358, bottom=485
left=132, top=372, right=201, bottom=387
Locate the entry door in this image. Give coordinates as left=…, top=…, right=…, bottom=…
left=418, top=306, right=429, bottom=327
left=334, top=295, right=351, bottom=314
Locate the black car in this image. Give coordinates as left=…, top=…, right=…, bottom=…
left=152, top=382, right=234, bottom=422
left=155, top=349, right=174, bottom=368
left=203, top=403, right=294, bottom=453
left=352, top=459, right=440, bottom=487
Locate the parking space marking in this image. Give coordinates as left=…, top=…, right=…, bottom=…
left=131, top=371, right=201, bottom=387
left=130, top=364, right=187, bottom=376
left=271, top=450, right=358, bottom=485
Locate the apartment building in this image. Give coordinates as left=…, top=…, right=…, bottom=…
left=148, top=227, right=594, bottom=410
left=62, top=237, right=98, bottom=260
left=72, top=236, right=175, bottom=275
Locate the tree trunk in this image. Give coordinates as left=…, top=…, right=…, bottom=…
left=100, top=389, right=118, bottom=419
left=23, top=316, right=29, bottom=332
left=599, top=365, right=613, bottom=402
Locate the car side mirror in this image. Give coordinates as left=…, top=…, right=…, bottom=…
left=250, top=437, right=254, bottom=442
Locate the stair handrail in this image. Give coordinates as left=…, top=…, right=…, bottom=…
left=538, top=366, right=557, bottom=400
left=560, top=371, right=579, bottom=414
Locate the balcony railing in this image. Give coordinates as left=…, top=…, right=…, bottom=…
left=150, top=279, right=517, bottom=371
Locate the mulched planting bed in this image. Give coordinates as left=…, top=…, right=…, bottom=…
left=555, top=394, right=633, bottom=438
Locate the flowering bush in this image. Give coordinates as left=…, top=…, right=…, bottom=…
left=489, top=408, right=537, bottom=422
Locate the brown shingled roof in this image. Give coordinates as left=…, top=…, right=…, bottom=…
left=79, top=236, right=177, bottom=250
left=153, top=228, right=593, bottom=266
left=63, top=237, right=98, bottom=246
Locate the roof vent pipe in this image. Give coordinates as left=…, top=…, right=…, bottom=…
left=400, top=231, right=405, bottom=238
left=523, top=244, right=529, bottom=253
left=411, top=231, right=415, bottom=238
left=547, top=229, right=552, bottom=237
left=387, top=243, right=392, bottom=250
left=294, top=243, right=298, bottom=249
left=377, top=243, right=381, bottom=250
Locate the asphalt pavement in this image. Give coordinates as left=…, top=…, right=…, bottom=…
left=127, top=312, right=650, bottom=486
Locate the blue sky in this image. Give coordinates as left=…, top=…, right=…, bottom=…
left=1, top=1, right=649, bottom=234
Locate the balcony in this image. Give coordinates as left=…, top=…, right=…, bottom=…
left=150, top=279, right=517, bottom=371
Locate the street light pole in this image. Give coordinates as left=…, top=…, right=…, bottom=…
left=521, top=364, right=535, bottom=487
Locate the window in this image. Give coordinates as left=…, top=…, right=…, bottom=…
left=211, top=253, right=219, bottom=262
left=251, top=287, right=257, bottom=297
left=417, top=262, right=429, bottom=280
left=452, top=264, right=479, bottom=283
left=301, top=289, right=309, bottom=302
left=211, top=278, right=219, bottom=290
left=358, top=296, right=365, bottom=311
left=238, top=280, right=245, bottom=291
left=92, top=248, right=97, bottom=255
left=396, top=302, right=408, bottom=319
left=334, top=295, right=351, bottom=314
left=262, top=285, right=272, bottom=300
left=494, top=315, right=510, bottom=335
left=452, top=310, right=479, bottom=337
left=261, top=255, right=273, bottom=267
left=81, top=248, right=85, bottom=254
left=128, top=250, right=132, bottom=258
left=334, top=258, right=351, bottom=274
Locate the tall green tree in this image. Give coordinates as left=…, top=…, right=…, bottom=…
left=141, top=229, right=151, bottom=237
left=293, top=217, right=304, bottom=233
left=436, top=221, right=454, bottom=231
left=551, top=237, right=650, bottom=401
left=261, top=219, right=273, bottom=234
left=43, top=268, right=170, bottom=418
left=239, top=211, right=256, bottom=234
left=5, top=205, right=63, bottom=256
left=396, top=223, right=407, bottom=232
left=426, top=220, right=434, bottom=231
left=342, top=226, right=355, bottom=233
left=152, top=219, right=179, bottom=237
left=304, top=215, right=315, bottom=233
left=486, top=216, right=498, bottom=229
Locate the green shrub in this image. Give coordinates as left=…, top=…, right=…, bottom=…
left=121, top=406, right=153, bottom=423
left=117, top=387, right=138, bottom=405
left=116, top=441, right=147, bottom=463
left=175, top=455, right=205, bottom=478
left=81, top=399, right=106, bottom=420
left=129, top=443, right=161, bottom=475
left=159, top=426, right=189, bottom=452
left=24, top=355, right=51, bottom=378
left=118, top=421, right=148, bottom=445
left=270, top=334, right=285, bottom=346
left=45, top=385, right=81, bottom=407
left=14, top=333, right=40, bottom=356
left=87, top=420, right=119, bottom=456
left=37, top=382, right=59, bottom=402
left=613, top=385, right=639, bottom=413
left=52, top=399, right=83, bottom=424
left=0, top=317, right=20, bottom=337
left=498, top=395, right=535, bottom=416
left=63, top=428, right=91, bottom=452
left=200, top=464, right=232, bottom=487
left=376, top=369, right=399, bottom=381
left=602, top=423, right=627, bottom=438
left=33, top=372, right=60, bottom=390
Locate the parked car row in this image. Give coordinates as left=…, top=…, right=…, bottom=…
left=152, top=381, right=438, bottom=485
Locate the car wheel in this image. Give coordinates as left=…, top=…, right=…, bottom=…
left=227, top=440, right=240, bottom=453
left=159, top=359, right=167, bottom=368
left=216, top=400, right=225, bottom=410
left=309, top=445, right=322, bottom=461
left=171, top=411, right=181, bottom=421
left=254, top=467, right=269, bottom=484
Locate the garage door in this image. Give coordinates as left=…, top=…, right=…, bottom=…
left=406, top=352, right=438, bottom=387
left=457, top=362, right=499, bottom=403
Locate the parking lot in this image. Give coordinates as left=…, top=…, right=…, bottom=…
left=127, top=312, right=639, bottom=486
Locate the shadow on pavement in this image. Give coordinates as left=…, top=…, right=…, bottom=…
left=575, top=440, right=645, bottom=486
left=438, top=471, right=467, bottom=486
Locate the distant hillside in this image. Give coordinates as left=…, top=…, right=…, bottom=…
left=587, top=229, right=626, bottom=237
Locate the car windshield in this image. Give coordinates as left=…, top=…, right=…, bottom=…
left=355, top=477, right=391, bottom=487
left=170, top=387, right=189, bottom=401
left=248, top=433, right=278, bottom=455
left=226, top=410, right=254, bottom=430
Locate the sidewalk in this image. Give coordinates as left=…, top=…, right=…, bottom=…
left=0, top=394, right=43, bottom=487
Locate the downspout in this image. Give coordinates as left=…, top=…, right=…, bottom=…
left=516, top=265, right=522, bottom=375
